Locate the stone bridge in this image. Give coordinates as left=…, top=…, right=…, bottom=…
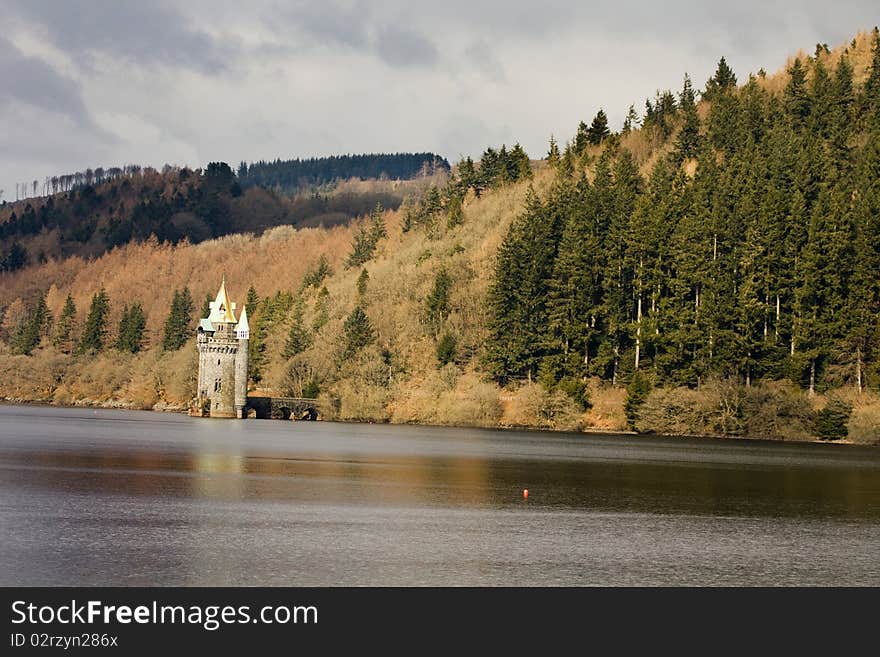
left=245, top=396, right=320, bottom=420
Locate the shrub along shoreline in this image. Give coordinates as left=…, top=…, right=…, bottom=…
left=0, top=349, right=875, bottom=445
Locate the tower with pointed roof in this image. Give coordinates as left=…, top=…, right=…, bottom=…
left=195, top=278, right=250, bottom=418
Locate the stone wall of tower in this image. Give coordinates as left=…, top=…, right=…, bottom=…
left=234, top=338, right=249, bottom=418
left=200, top=323, right=239, bottom=418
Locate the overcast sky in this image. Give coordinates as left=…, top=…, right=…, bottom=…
left=1, top=1, right=877, bottom=200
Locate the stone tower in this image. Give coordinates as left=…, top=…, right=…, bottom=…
left=195, top=278, right=249, bottom=418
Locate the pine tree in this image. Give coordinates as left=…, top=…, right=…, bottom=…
left=245, top=286, right=259, bottom=317
left=199, top=294, right=211, bottom=319
left=283, top=302, right=311, bottom=359
left=587, top=109, right=610, bottom=145
left=484, top=187, right=564, bottom=382
left=162, top=287, right=195, bottom=351
left=435, top=332, right=457, bottom=366
left=356, top=268, right=369, bottom=297
left=341, top=305, right=375, bottom=359
left=547, top=136, right=560, bottom=164
left=77, top=288, right=110, bottom=354
left=312, top=286, right=330, bottom=332
left=703, top=56, right=737, bottom=100
left=53, top=294, right=77, bottom=353
left=369, top=202, right=387, bottom=242
left=784, top=58, right=810, bottom=128
left=622, top=105, right=640, bottom=133
left=116, top=302, right=146, bottom=353
left=425, top=267, right=452, bottom=336
left=11, top=292, right=50, bottom=355
left=675, top=74, right=702, bottom=161
left=573, top=121, right=590, bottom=155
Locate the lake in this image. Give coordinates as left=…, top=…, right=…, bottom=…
left=0, top=404, right=878, bottom=586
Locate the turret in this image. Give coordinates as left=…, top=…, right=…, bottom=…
left=234, top=307, right=250, bottom=418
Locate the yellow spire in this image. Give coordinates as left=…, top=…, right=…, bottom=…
left=209, top=278, right=237, bottom=324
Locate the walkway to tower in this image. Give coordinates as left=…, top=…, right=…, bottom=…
left=245, top=396, right=320, bottom=420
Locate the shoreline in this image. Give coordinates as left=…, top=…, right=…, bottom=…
left=1, top=396, right=869, bottom=447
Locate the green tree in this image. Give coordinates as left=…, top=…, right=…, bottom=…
left=341, top=305, right=375, bottom=359
left=11, top=292, right=51, bottom=355
left=116, top=302, right=146, bottom=353
left=813, top=399, right=851, bottom=440
left=587, top=109, right=610, bottom=145
left=77, top=288, right=110, bottom=354
left=624, top=371, right=652, bottom=429
left=675, top=74, right=702, bottom=161
left=703, top=56, right=737, bottom=100
left=312, top=286, right=330, bottom=332
left=435, top=332, right=457, bottom=366
left=53, top=294, right=77, bottom=353
left=484, top=187, right=564, bottom=382
left=425, top=267, right=452, bottom=336
left=283, top=302, right=311, bottom=359
left=245, top=285, right=259, bottom=317
left=162, top=287, right=195, bottom=351
left=547, top=135, right=560, bottom=164
left=357, top=267, right=369, bottom=297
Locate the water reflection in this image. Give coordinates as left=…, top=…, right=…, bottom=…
left=1, top=404, right=879, bottom=585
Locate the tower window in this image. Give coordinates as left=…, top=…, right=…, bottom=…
left=217, top=359, right=221, bottom=365
left=214, top=378, right=222, bottom=392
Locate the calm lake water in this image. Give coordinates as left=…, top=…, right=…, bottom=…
left=0, top=404, right=878, bottom=586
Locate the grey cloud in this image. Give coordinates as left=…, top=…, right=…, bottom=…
left=8, top=0, right=233, bottom=74
left=375, top=26, right=438, bottom=68
left=464, top=41, right=507, bottom=83
left=284, top=1, right=371, bottom=50
left=0, top=35, right=95, bottom=129
left=272, top=2, right=439, bottom=69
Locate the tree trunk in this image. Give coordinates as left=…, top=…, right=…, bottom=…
left=612, top=345, right=619, bottom=386
left=775, top=294, right=780, bottom=341
left=856, top=346, right=863, bottom=394
left=809, top=359, right=815, bottom=397
left=635, top=295, right=642, bottom=371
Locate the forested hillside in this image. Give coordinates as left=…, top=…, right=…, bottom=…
left=1, top=30, right=878, bottom=442
left=0, top=155, right=446, bottom=265
left=237, top=153, right=449, bottom=194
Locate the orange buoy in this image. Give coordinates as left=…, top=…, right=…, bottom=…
left=523, top=489, right=529, bottom=499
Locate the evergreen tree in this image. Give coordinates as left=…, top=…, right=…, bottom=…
left=703, top=56, right=737, bottom=100
left=283, top=302, right=312, bottom=358
left=312, top=286, right=330, bottom=332
left=341, top=306, right=375, bottom=359
left=199, top=294, right=211, bottom=319
left=245, top=285, right=259, bottom=317
left=425, top=267, right=452, bottom=336
left=162, top=287, right=194, bottom=351
left=53, top=294, right=77, bottom=353
left=484, top=187, right=564, bottom=382
left=356, top=268, right=369, bottom=297
left=587, top=109, right=610, bottom=145
left=573, top=121, right=590, bottom=154
left=435, top=332, right=457, bottom=366
left=784, top=58, right=810, bottom=127
left=547, top=135, right=560, bottom=164
left=116, top=302, right=146, bottom=353
left=622, top=105, right=640, bottom=133
left=77, top=288, right=110, bottom=354
left=624, top=371, right=652, bottom=429
left=675, top=74, right=702, bottom=161
left=11, top=292, right=50, bottom=355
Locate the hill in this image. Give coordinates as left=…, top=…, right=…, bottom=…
left=0, top=154, right=447, bottom=265
left=1, top=29, right=879, bottom=443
